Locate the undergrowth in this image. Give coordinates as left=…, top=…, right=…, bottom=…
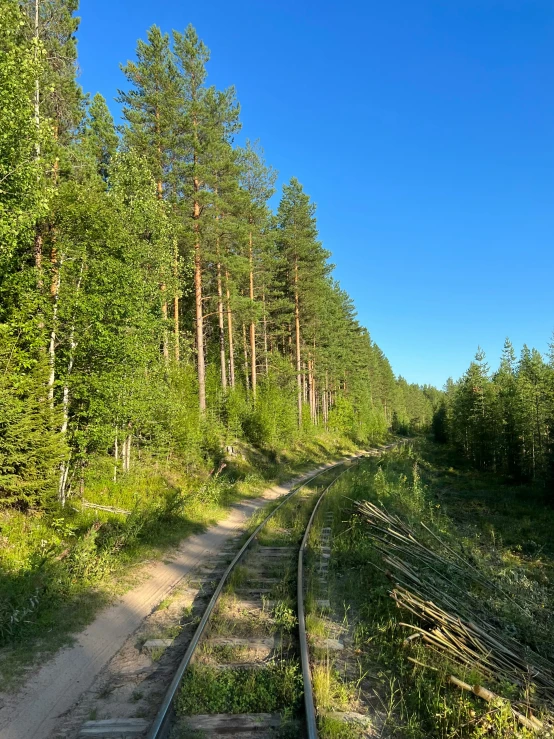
left=308, top=441, right=554, bottom=738
left=174, top=660, right=303, bottom=715
left=0, top=430, right=359, bottom=689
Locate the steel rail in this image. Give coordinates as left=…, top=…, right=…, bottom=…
left=145, top=457, right=358, bottom=739
left=297, top=463, right=356, bottom=739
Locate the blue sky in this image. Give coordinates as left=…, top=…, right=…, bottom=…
left=77, top=0, right=554, bottom=388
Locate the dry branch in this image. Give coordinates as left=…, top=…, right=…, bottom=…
left=357, top=499, right=554, bottom=724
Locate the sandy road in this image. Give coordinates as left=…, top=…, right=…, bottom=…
left=0, top=458, right=346, bottom=739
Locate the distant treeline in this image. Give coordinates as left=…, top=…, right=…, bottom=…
left=434, top=340, right=554, bottom=488
left=0, top=0, right=438, bottom=508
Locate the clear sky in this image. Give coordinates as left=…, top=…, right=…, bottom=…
left=76, top=0, right=554, bottom=389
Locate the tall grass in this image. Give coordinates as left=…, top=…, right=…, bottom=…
left=0, top=429, right=364, bottom=689
left=305, top=442, right=553, bottom=738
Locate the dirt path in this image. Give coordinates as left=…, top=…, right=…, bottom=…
left=0, top=459, right=345, bottom=739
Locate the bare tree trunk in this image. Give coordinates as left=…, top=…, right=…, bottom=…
left=193, top=189, right=206, bottom=411
left=161, top=284, right=169, bottom=361
left=248, top=230, right=257, bottom=398
left=121, top=435, right=127, bottom=473
left=58, top=455, right=70, bottom=507
left=113, top=429, right=119, bottom=483
left=324, top=372, right=329, bottom=429
left=126, top=434, right=131, bottom=472
left=242, top=323, right=249, bottom=392
left=294, top=258, right=302, bottom=426
left=308, top=359, right=316, bottom=423
left=225, top=269, right=235, bottom=388
left=262, top=286, right=269, bottom=375
left=156, top=160, right=169, bottom=361
left=47, top=250, right=63, bottom=405
left=122, top=430, right=132, bottom=473
left=216, top=251, right=227, bottom=390
left=191, top=107, right=206, bottom=410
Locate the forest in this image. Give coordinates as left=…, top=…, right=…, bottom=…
left=0, top=0, right=437, bottom=512
left=3, top=4, right=554, bottom=736
left=435, top=340, right=554, bottom=492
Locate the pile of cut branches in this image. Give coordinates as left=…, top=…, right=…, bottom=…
left=357, top=500, right=554, bottom=730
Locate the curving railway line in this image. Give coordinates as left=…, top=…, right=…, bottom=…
left=139, top=457, right=360, bottom=739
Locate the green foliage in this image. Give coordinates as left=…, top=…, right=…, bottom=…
left=0, top=0, right=47, bottom=264
left=0, top=353, right=66, bottom=507
left=174, top=661, right=303, bottom=715
left=443, top=341, right=554, bottom=489
left=313, top=444, right=553, bottom=737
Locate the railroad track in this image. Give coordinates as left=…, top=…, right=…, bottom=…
left=139, top=458, right=357, bottom=739
left=77, top=449, right=394, bottom=739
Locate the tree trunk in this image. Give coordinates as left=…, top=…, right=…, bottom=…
left=248, top=230, right=257, bottom=398
left=242, top=322, right=249, bottom=392
left=294, top=257, right=302, bottom=425
left=121, top=435, right=127, bottom=473
left=216, top=251, right=227, bottom=390
left=122, top=430, right=132, bottom=473
left=193, top=187, right=206, bottom=411
left=113, top=430, right=118, bottom=483
left=156, top=151, right=169, bottom=359
left=262, top=286, right=269, bottom=375
left=324, top=371, right=329, bottom=429
left=225, top=268, right=235, bottom=388
left=161, top=284, right=169, bottom=360
left=308, top=359, right=316, bottom=423
left=58, top=454, right=70, bottom=507
left=47, top=250, right=62, bottom=405
left=126, top=434, right=131, bottom=472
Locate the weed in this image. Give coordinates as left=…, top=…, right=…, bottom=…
left=318, top=716, right=361, bottom=739
left=311, top=663, right=357, bottom=711
left=272, top=601, right=297, bottom=632
left=174, top=661, right=303, bottom=715
left=96, top=684, right=114, bottom=699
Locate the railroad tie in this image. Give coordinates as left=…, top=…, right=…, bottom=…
left=178, top=713, right=284, bottom=733
left=142, top=638, right=174, bottom=653
left=79, top=719, right=149, bottom=737
left=207, top=636, right=278, bottom=648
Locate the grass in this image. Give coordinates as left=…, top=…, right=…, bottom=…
left=305, top=441, right=554, bottom=738
left=174, top=661, right=303, bottom=715
left=0, top=431, right=361, bottom=690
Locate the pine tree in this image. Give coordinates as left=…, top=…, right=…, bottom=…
left=237, top=141, right=277, bottom=398
left=82, top=93, right=118, bottom=181
left=172, top=25, right=240, bottom=410
left=276, top=178, right=328, bottom=425
left=119, top=25, right=182, bottom=360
